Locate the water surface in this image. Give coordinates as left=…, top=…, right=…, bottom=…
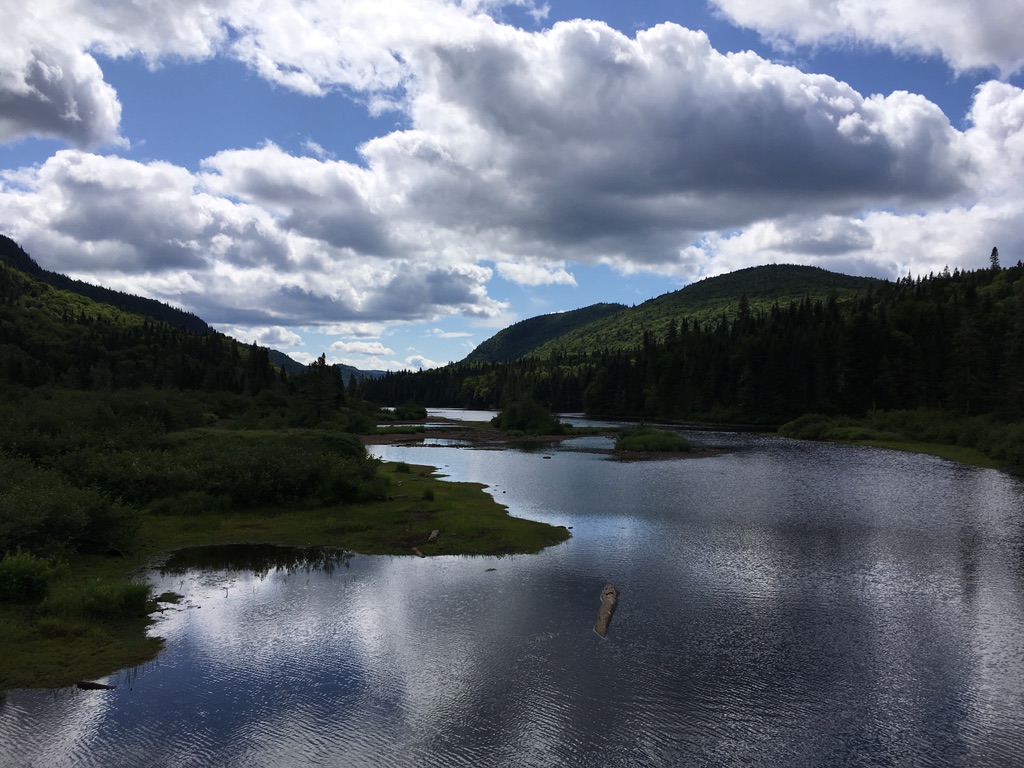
left=2, top=430, right=1023, bottom=767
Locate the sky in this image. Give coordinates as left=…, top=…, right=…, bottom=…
left=2, top=1, right=1023, bottom=371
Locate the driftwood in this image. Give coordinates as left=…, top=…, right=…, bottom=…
left=594, top=582, right=618, bottom=638
left=412, top=547, right=426, bottom=558
left=427, top=529, right=440, bottom=543
left=76, top=681, right=116, bottom=691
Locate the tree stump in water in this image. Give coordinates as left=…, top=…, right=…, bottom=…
left=594, top=582, right=618, bottom=637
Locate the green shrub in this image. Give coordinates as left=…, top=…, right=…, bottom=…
left=0, top=452, right=139, bottom=555
left=422, top=488, right=435, bottom=502
left=491, top=399, right=565, bottom=435
left=778, top=413, right=838, bottom=440
left=40, top=581, right=151, bottom=620
left=0, top=551, right=53, bottom=602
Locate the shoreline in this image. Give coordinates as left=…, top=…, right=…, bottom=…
left=1, top=454, right=570, bottom=691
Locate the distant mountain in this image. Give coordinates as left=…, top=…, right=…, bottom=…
left=532, top=264, right=884, bottom=356
left=0, top=234, right=212, bottom=334
left=465, top=302, right=627, bottom=362
left=266, top=350, right=385, bottom=381
left=267, top=349, right=308, bottom=375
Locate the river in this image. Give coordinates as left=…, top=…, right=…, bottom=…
left=2, top=416, right=1023, bottom=767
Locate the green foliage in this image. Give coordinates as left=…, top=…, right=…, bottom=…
left=367, top=264, right=1024, bottom=453
left=777, top=414, right=840, bottom=440
left=779, top=408, right=1024, bottom=472
left=381, top=402, right=428, bottom=420
left=40, top=581, right=151, bottom=620
left=490, top=398, right=565, bottom=435
left=0, top=451, right=139, bottom=555
left=615, top=428, right=691, bottom=452
left=535, top=265, right=880, bottom=357
left=466, top=303, right=627, bottom=362
left=0, top=551, right=53, bottom=602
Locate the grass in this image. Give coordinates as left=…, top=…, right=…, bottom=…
left=615, top=427, right=692, bottom=452
left=0, top=462, right=569, bottom=690
left=778, top=411, right=1018, bottom=472
left=854, top=439, right=1005, bottom=469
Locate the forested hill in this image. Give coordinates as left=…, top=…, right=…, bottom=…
left=531, top=265, right=883, bottom=357
left=0, top=255, right=280, bottom=392
left=0, top=234, right=211, bottom=334
left=364, top=261, right=1024, bottom=431
left=465, top=302, right=626, bottom=362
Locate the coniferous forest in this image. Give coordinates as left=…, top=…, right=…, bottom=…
left=0, top=245, right=384, bottom=561
left=364, top=261, right=1024, bottom=470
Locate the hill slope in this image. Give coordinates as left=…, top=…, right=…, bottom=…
left=465, top=302, right=626, bottom=362
left=0, top=234, right=212, bottom=334
left=533, top=265, right=883, bottom=356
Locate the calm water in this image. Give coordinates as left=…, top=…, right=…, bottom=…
left=3, top=429, right=1024, bottom=767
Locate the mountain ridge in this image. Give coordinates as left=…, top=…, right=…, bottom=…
left=465, top=264, right=885, bottom=360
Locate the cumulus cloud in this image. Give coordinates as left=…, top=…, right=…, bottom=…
left=404, top=354, right=441, bottom=370
left=0, top=0, right=546, bottom=147
left=330, top=340, right=395, bottom=356
left=0, top=149, right=507, bottom=327
left=2, top=2, right=1023, bottom=341
left=711, top=0, right=1024, bottom=76
left=224, top=325, right=304, bottom=347
left=496, top=261, right=576, bottom=286
left=0, top=28, right=121, bottom=147
left=357, top=19, right=972, bottom=274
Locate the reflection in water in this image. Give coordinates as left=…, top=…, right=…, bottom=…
left=2, top=433, right=1024, bottom=767
left=159, top=543, right=352, bottom=577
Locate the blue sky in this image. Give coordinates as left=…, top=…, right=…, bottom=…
left=2, top=1, right=1023, bottom=370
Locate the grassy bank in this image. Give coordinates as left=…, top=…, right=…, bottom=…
left=779, top=410, right=1023, bottom=472
left=853, top=439, right=1005, bottom=469
left=0, top=461, right=569, bottom=691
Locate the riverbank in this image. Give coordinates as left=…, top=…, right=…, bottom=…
left=363, top=417, right=722, bottom=461
left=850, top=439, right=1005, bottom=469
left=778, top=410, right=1022, bottom=474
left=1, top=460, right=569, bottom=690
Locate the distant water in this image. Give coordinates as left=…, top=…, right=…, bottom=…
left=3, top=429, right=1024, bottom=767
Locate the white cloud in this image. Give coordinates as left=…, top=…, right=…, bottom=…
left=1, top=4, right=1023, bottom=339
left=316, top=322, right=390, bottom=338
left=330, top=340, right=395, bottom=356
left=221, top=325, right=304, bottom=347
left=429, top=328, right=473, bottom=338
left=711, top=0, right=1024, bottom=76
left=404, top=354, right=441, bottom=370
left=496, top=261, right=576, bottom=286
left=0, top=149, right=507, bottom=326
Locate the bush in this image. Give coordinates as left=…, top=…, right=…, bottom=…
left=778, top=413, right=838, bottom=440
left=491, top=399, right=565, bottom=435
left=0, top=551, right=53, bottom=602
left=394, top=402, right=428, bottom=420
left=0, top=451, right=140, bottom=555
left=40, top=581, right=151, bottom=620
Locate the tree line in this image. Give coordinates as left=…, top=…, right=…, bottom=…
left=364, top=262, right=1024, bottom=425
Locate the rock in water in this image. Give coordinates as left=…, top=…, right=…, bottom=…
left=594, top=582, right=618, bottom=637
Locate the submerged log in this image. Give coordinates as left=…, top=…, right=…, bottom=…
left=594, top=582, right=618, bottom=638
